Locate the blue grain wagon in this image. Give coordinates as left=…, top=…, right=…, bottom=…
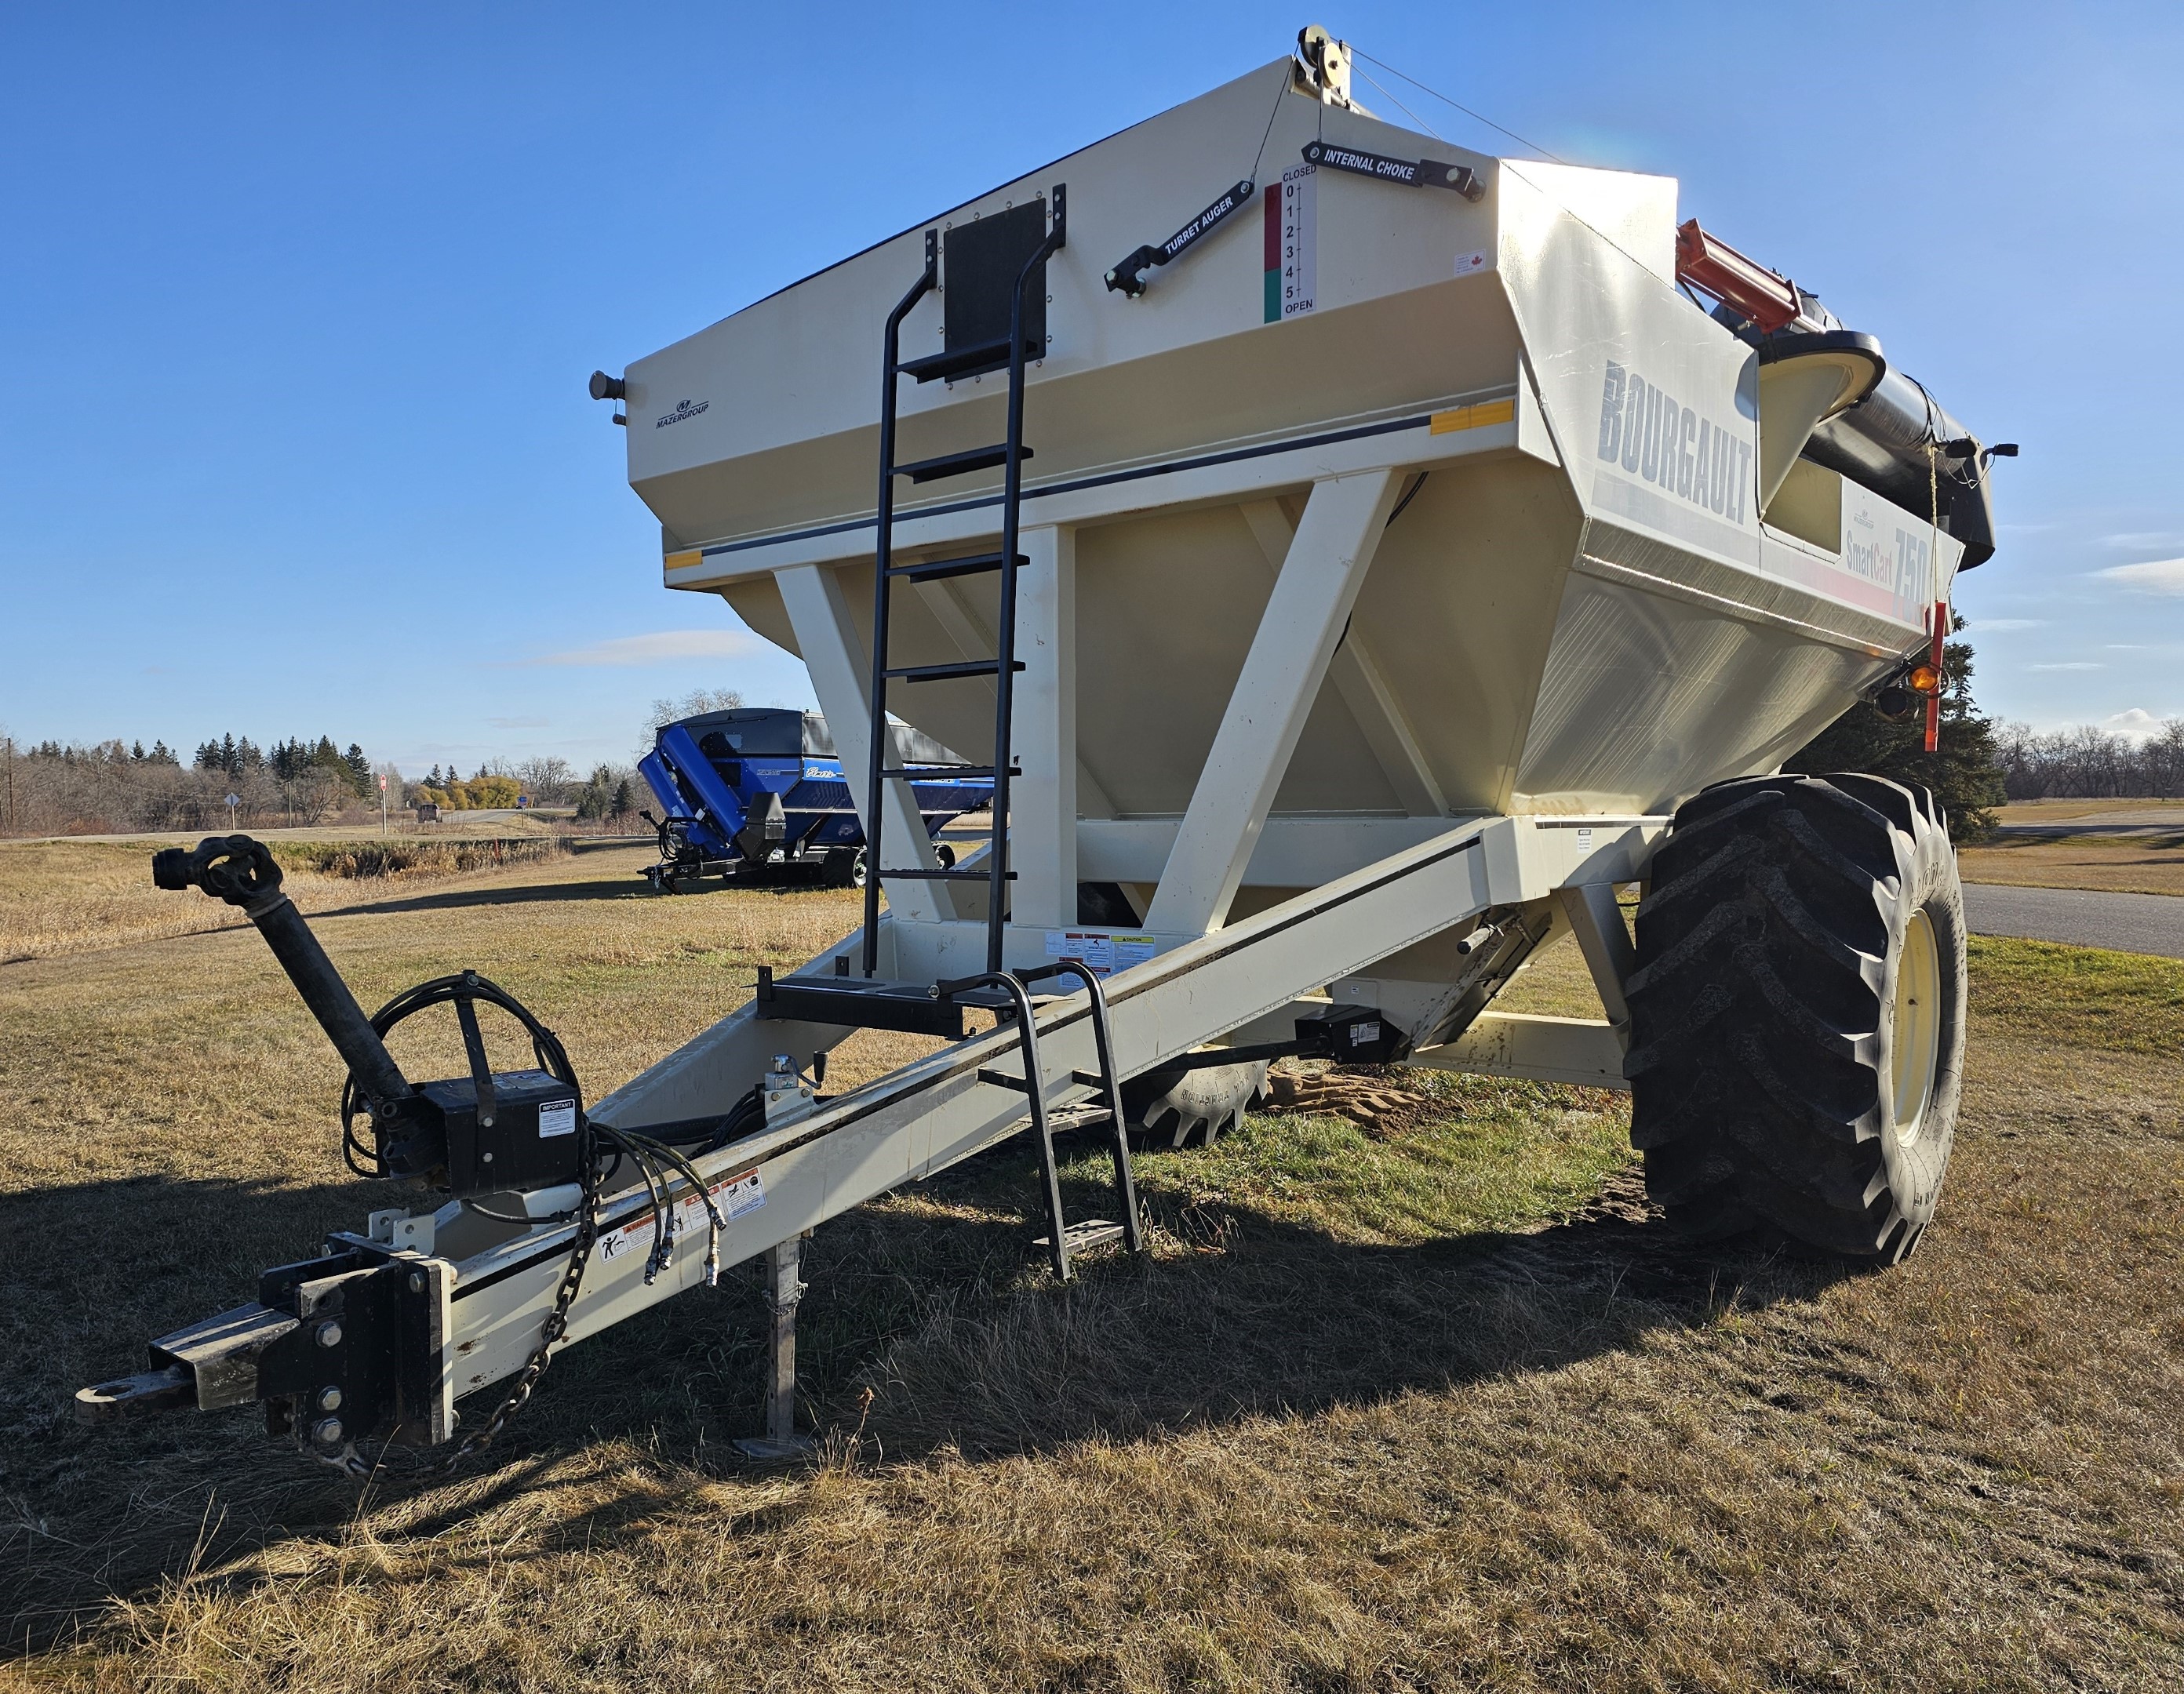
left=636, top=707, right=991, bottom=892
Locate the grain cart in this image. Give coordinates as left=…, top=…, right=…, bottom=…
left=635, top=707, right=992, bottom=892
left=79, top=28, right=2005, bottom=1467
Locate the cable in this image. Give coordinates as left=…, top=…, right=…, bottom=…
left=1247, top=61, right=1290, bottom=187
left=1386, top=471, right=1429, bottom=528
left=1352, top=49, right=1570, bottom=165
left=1356, top=67, right=1444, bottom=142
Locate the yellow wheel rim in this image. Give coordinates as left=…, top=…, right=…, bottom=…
left=1891, top=908, right=1942, bottom=1146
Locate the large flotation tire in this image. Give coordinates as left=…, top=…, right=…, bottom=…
left=1624, top=773, right=1966, bottom=1263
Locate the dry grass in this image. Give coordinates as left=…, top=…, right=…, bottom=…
left=1960, top=833, right=2184, bottom=897
left=1994, top=798, right=2184, bottom=826
left=2, top=849, right=2180, bottom=1690
left=0, top=836, right=572, bottom=964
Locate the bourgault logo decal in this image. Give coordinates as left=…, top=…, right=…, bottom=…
left=655, top=398, right=709, bottom=429
left=1597, top=362, right=1751, bottom=524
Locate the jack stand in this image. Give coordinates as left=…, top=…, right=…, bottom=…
left=733, top=1234, right=816, bottom=1462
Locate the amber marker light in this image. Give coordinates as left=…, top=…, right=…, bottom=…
left=1906, top=662, right=1942, bottom=694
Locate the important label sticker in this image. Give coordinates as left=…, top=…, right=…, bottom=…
left=596, top=1170, right=766, bottom=1265
left=1454, top=249, right=1488, bottom=278
left=1044, top=930, right=1158, bottom=980
left=1263, top=163, right=1316, bottom=322
left=537, top=1100, right=577, bottom=1139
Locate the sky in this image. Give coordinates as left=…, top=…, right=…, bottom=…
left=3, top=2, right=2180, bottom=775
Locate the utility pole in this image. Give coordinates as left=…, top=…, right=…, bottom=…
left=379, top=772, right=388, bottom=835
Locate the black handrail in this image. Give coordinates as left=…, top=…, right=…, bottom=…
left=861, top=230, right=939, bottom=977
left=988, top=187, right=1067, bottom=973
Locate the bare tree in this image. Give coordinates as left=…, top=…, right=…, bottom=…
left=638, top=688, right=746, bottom=759
left=514, top=755, right=575, bottom=803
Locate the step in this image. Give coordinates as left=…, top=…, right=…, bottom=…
left=751, top=969, right=1017, bottom=1038
left=884, top=660, right=1025, bottom=684
left=1033, top=1219, right=1127, bottom=1255
left=897, top=336, right=1040, bottom=385
left=892, top=443, right=1033, bottom=485
left=886, top=551, right=1023, bottom=583
left=1043, top=1103, right=1116, bottom=1135
left=879, top=764, right=1015, bottom=780
left=878, top=867, right=1014, bottom=881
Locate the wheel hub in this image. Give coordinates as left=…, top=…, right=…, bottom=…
left=1890, top=907, right=1942, bottom=1145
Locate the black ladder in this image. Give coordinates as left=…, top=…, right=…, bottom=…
left=758, top=189, right=1065, bottom=1042
left=859, top=186, right=1066, bottom=981
left=955, top=960, right=1142, bottom=1280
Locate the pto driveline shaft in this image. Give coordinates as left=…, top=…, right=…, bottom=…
left=151, top=834, right=416, bottom=1112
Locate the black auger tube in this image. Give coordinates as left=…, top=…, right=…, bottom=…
left=150, top=834, right=417, bottom=1112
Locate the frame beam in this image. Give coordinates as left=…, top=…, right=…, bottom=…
left=1011, top=525, right=1078, bottom=929
left=1146, top=470, right=1402, bottom=934
left=1238, top=496, right=1447, bottom=817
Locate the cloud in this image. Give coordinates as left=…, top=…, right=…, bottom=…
left=488, top=715, right=550, bottom=729
left=2104, top=708, right=2160, bottom=740
left=2029, top=662, right=2103, bottom=671
left=2095, top=558, right=2184, bottom=594
left=2102, top=532, right=2184, bottom=549
left=519, top=631, right=761, bottom=667
left=1966, top=618, right=2043, bottom=632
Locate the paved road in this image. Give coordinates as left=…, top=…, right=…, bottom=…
left=1964, top=882, right=2184, bottom=959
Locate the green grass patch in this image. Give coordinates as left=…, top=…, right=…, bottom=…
left=1127, top=1071, right=1633, bottom=1248
left=1967, top=933, right=2184, bottom=1054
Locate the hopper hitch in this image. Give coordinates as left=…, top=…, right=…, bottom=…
left=82, top=836, right=595, bottom=1452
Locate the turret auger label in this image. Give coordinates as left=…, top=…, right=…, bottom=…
left=1595, top=362, right=1753, bottom=526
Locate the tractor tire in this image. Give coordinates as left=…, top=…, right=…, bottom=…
left=1624, top=772, right=1965, bottom=1263
left=824, top=848, right=868, bottom=889
left=1122, top=1059, right=1268, bottom=1149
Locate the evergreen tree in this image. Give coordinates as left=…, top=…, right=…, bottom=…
left=344, top=743, right=372, bottom=791
left=220, top=732, right=238, bottom=776
left=1785, top=616, right=2007, bottom=842
left=610, top=777, right=635, bottom=817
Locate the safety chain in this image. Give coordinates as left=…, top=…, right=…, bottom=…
left=434, top=1166, right=600, bottom=1474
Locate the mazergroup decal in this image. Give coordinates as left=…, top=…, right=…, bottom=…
left=655, top=398, right=709, bottom=429
left=1596, top=362, right=1751, bottom=525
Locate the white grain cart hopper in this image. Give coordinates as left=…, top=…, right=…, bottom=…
left=82, top=30, right=2007, bottom=1466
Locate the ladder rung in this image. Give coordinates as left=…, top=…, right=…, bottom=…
left=884, top=660, right=1025, bottom=683
left=897, top=336, right=1040, bottom=385
left=880, top=765, right=1014, bottom=779
left=892, top=443, right=1032, bottom=484
left=977, top=1067, right=1031, bottom=1092
left=887, top=551, right=1025, bottom=583
left=1071, top=1070, right=1107, bottom=1089
left=876, top=867, right=1015, bottom=881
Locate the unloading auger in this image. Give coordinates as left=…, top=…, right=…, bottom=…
left=79, top=24, right=2007, bottom=1467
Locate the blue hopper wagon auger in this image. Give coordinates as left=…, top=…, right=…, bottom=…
left=636, top=707, right=993, bottom=892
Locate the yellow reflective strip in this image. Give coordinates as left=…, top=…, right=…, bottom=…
left=664, top=550, right=702, bottom=572
left=1429, top=398, right=1517, bottom=434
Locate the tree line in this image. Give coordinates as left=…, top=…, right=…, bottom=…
left=1992, top=719, right=2184, bottom=800
left=2, top=732, right=391, bottom=836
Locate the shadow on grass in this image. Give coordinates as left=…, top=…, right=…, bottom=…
left=0, top=1136, right=1850, bottom=1655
